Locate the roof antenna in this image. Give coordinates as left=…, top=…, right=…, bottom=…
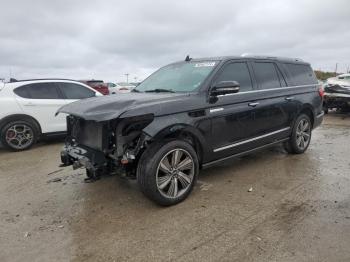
left=185, top=55, right=192, bottom=62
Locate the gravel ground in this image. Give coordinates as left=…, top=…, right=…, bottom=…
left=0, top=112, right=350, bottom=262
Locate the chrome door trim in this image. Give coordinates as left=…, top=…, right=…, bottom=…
left=216, top=84, right=317, bottom=97
left=203, top=138, right=290, bottom=168
left=213, top=127, right=291, bottom=152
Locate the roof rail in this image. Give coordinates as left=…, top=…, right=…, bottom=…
left=8, top=78, right=79, bottom=83
left=240, top=54, right=304, bottom=62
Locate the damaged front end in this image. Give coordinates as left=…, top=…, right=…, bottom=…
left=324, top=84, right=350, bottom=110
left=60, top=114, right=154, bottom=180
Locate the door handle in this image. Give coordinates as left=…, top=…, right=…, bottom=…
left=248, top=102, right=259, bottom=107
left=285, top=96, right=295, bottom=101
left=24, top=102, right=36, bottom=106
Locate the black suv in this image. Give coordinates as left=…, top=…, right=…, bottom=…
left=59, top=56, right=324, bottom=206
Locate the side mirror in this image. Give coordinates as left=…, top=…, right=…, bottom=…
left=211, top=81, right=240, bottom=96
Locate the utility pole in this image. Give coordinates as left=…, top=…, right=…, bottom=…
left=124, top=73, right=129, bottom=83
left=347, top=65, right=349, bottom=73
left=334, top=63, right=338, bottom=76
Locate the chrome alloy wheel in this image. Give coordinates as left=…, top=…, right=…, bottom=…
left=5, top=124, right=34, bottom=150
left=156, top=149, right=195, bottom=199
left=296, top=118, right=311, bottom=150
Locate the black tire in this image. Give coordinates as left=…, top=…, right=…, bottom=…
left=86, top=168, right=95, bottom=179
left=137, top=140, right=199, bottom=206
left=0, top=120, right=38, bottom=151
left=323, top=107, right=328, bottom=114
left=85, top=168, right=102, bottom=182
left=284, top=114, right=312, bottom=154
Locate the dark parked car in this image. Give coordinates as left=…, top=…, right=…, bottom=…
left=59, top=56, right=324, bottom=206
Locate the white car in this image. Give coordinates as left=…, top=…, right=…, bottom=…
left=107, top=82, right=135, bottom=94
left=0, top=79, right=102, bottom=151
left=326, top=73, right=350, bottom=86
left=324, top=74, right=350, bottom=113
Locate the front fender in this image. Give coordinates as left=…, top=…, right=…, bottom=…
left=142, top=113, right=212, bottom=163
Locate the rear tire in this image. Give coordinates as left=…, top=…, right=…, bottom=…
left=284, top=114, right=312, bottom=154
left=0, top=120, right=39, bottom=151
left=137, top=140, right=199, bottom=206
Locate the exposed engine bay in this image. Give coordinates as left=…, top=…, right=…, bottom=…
left=60, top=114, right=154, bottom=180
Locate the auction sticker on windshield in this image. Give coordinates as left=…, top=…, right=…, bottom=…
left=194, top=62, right=216, bottom=67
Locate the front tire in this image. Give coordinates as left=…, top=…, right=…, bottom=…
left=137, top=140, right=199, bottom=206
left=0, top=120, right=38, bottom=151
left=284, top=114, right=312, bottom=154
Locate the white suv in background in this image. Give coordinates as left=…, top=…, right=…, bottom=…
left=0, top=79, right=102, bottom=151
left=107, top=82, right=136, bottom=94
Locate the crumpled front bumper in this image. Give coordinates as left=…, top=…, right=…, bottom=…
left=324, top=92, right=350, bottom=108
left=60, top=144, right=106, bottom=170
left=325, top=92, right=350, bottom=99
left=324, top=83, right=350, bottom=107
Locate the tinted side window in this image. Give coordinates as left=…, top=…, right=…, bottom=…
left=284, top=63, right=317, bottom=85
left=253, top=62, right=281, bottom=89
left=59, top=83, right=95, bottom=99
left=14, top=83, right=61, bottom=99
left=14, top=85, right=31, bottom=98
left=215, top=62, right=253, bottom=92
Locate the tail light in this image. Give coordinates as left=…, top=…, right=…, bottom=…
left=318, top=85, right=325, bottom=98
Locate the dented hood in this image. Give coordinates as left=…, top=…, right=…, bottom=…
left=324, top=84, right=350, bottom=95
left=57, top=92, right=198, bottom=121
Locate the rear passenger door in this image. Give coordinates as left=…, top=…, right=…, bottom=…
left=250, top=61, right=295, bottom=142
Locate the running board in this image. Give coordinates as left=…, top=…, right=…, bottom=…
left=202, top=138, right=289, bottom=169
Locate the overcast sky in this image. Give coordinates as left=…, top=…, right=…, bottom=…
left=0, top=0, right=349, bottom=82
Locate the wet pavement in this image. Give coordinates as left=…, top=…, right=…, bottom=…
left=0, top=112, right=350, bottom=262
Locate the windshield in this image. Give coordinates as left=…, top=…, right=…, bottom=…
left=136, top=61, right=218, bottom=92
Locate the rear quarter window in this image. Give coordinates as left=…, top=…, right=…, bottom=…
left=284, top=63, right=317, bottom=85
left=58, top=83, right=95, bottom=99
left=14, top=85, right=31, bottom=98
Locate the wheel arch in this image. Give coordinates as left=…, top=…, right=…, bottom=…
left=0, top=114, right=42, bottom=134
left=298, top=105, right=315, bottom=128
left=149, top=124, right=209, bottom=167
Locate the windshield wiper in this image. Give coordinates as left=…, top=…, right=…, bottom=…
left=145, top=88, right=175, bottom=93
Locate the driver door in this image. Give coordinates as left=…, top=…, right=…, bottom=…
left=208, top=61, right=258, bottom=160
